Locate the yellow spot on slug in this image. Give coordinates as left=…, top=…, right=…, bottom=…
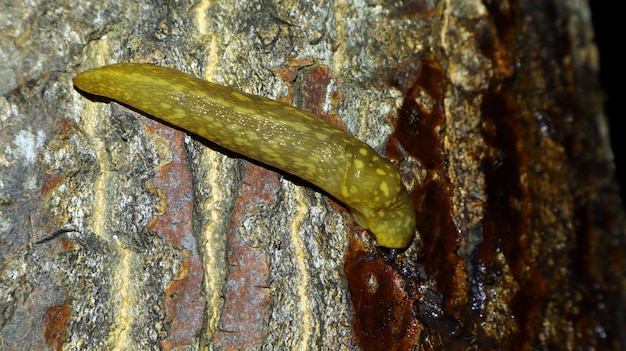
left=379, top=181, right=390, bottom=197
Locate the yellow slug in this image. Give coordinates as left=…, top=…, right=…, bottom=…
left=73, top=63, right=415, bottom=248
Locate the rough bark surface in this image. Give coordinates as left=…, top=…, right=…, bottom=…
left=1, top=0, right=624, bottom=350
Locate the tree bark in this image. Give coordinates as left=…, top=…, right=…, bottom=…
left=1, top=0, right=623, bottom=350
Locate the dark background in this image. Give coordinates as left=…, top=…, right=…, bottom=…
left=590, top=2, right=624, bottom=204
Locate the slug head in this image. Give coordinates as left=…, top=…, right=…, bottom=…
left=341, top=144, right=416, bottom=248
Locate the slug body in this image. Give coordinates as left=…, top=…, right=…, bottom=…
left=73, top=63, right=415, bottom=248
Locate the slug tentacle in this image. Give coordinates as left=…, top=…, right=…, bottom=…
left=73, top=63, right=415, bottom=248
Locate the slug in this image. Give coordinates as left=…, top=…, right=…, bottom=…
left=73, top=63, right=415, bottom=249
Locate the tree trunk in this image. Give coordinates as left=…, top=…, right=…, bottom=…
left=1, top=0, right=623, bottom=350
